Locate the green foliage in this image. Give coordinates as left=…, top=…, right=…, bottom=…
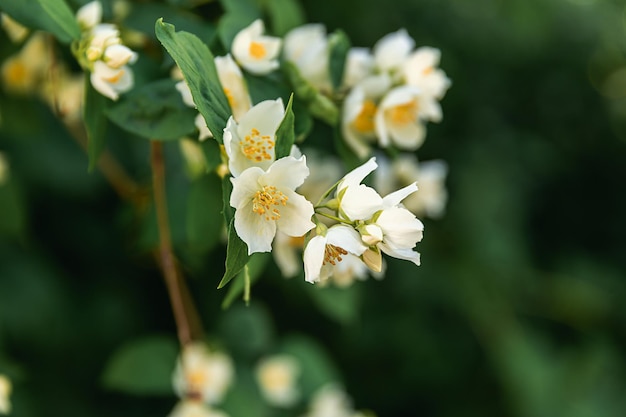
left=265, top=0, right=305, bottom=36
left=218, top=218, right=251, bottom=289
left=107, top=79, right=197, bottom=141
left=186, top=173, right=224, bottom=253
left=305, top=284, right=362, bottom=324
left=327, top=30, right=350, bottom=90
left=0, top=0, right=80, bottom=43
left=283, top=61, right=339, bottom=125
left=274, top=94, right=295, bottom=158
left=222, top=253, right=271, bottom=308
left=155, top=19, right=231, bottom=143
left=101, top=335, right=178, bottom=395
left=84, top=75, right=108, bottom=171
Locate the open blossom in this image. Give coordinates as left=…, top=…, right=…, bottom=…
left=168, top=400, right=229, bottom=417
left=90, top=60, right=134, bottom=101
left=301, top=384, right=365, bottom=417
left=256, top=355, right=301, bottom=407
left=375, top=85, right=441, bottom=151
left=373, top=29, right=415, bottom=77
left=341, top=74, right=391, bottom=159
left=173, top=343, right=234, bottom=405
left=342, top=47, right=375, bottom=89
left=230, top=156, right=315, bottom=254
left=0, top=374, right=11, bottom=414
left=223, top=98, right=284, bottom=177
left=403, top=46, right=451, bottom=100
left=1, top=33, right=50, bottom=94
left=232, top=19, right=281, bottom=75
left=283, top=24, right=332, bottom=92
left=303, top=225, right=367, bottom=284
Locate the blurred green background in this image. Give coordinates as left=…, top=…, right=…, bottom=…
left=2, top=0, right=626, bottom=416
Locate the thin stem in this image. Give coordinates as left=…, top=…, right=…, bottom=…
left=151, top=141, right=202, bottom=346
left=314, top=210, right=352, bottom=225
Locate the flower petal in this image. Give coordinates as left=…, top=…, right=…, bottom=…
left=303, top=235, right=327, bottom=283
left=234, top=199, right=277, bottom=254
left=337, top=157, right=377, bottom=191
left=326, top=225, right=367, bottom=255
left=340, top=184, right=383, bottom=221
left=261, top=155, right=309, bottom=191
left=275, top=189, right=315, bottom=237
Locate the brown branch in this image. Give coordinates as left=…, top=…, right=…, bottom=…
left=151, top=141, right=203, bottom=346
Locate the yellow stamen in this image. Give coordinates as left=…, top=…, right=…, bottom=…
left=249, top=41, right=267, bottom=60
left=240, top=128, right=275, bottom=162
left=253, top=185, right=288, bottom=221
left=388, top=100, right=418, bottom=125
left=103, top=69, right=125, bottom=84
left=352, top=99, right=377, bottom=134
left=323, top=244, right=348, bottom=266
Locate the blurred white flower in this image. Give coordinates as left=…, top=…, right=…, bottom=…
left=1, top=13, right=29, bottom=43
left=195, top=114, right=213, bottom=142
left=403, top=47, right=451, bottom=100
left=303, top=225, right=367, bottom=284
left=375, top=85, right=442, bottom=151
left=179, top=138, right=208, bottom=179
left=283, top=24, right=332, bottom=92
left=374, top=154, right=448, bottom=219
left=342, top=47, right=374, bottom=89
left=230, top=156, right=315, bottom=254
left=85, top=24, right=121, bottom=62
left=341, top=74, right=391, bottom=159
left=255, top=354, right=301, bottom=407
left=43, top=70, right=85, bottom=122
left=0, top=374, right=11, bottom=414
left=76, top=1, right=102, bottom=30
left=301, top=384, right=364, bottom=417
left=175, top=79, right=196, bottom=107
left=373, top=29, right=415, bottom=77
left=215, top=54, right=252, bottom=121
left=173, top=343, right=234, bottom=405
left=223, top=98, right=284, bottom=177
left=168, top=400, right=229, bottom=417
left=1, top=33, right=50, bottom=94
left=231, top=19, right=281, bottom=75
left=103, top=43, right=137, bottom=69
left=90, top=60, right=133, bottom=100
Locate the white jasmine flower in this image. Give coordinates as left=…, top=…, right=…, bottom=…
left=76, top=1, right=102, bottom=30
left=168, top=400, right=230, bottom=417
left=303, top=225, right=368, bottom=284
left=231, top=19, right=281, bottom=75
left=283, top=24, right=332, bottom=92
left=342, top=47, right=374, bottom=89
left=0, top=374, right=11, bottom=414
left=403, top=47, right=451, bottom=100
left=375, top=85, right=441, bottom=150
left=90, top=60, right=133, bottom=100
left=230, top=156, right=315, bottom=255
left=272, top=231, right=305, bottom=278
left=172, top=343, right=234, bottom=405
left=341, top=74, right=391, bottom=159
left=195, top=114, right=213, bottom=141
left=373, top=29, right=415, bottom=76
left=215, top=54, right=252, bottom=121
left=334, top=157, right=383, bottom=222
left=103, top=43, right=137, bottom=69
left=1, top=13, right=29, bottom=43
left=223, top=98, right=284, bottom=177
left=374, top=154, right=448, bottom=218
left=1, top=33, right=50, bottom=94
left=255, top=354, right=301, bottom=407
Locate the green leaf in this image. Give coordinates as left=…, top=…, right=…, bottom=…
left=84, top=77, right=108, bottom=171
left=328, top=30, right=351, bottom=90
left=274, top=94, right=295, bottom=158
left=155, top=19, right=231, bottom=143
left=200, top=137, right=223, bottom=173
left=218, top=302, right=274, bottom=358
left=0, top=0, right=80, bottom=43
left=106, top=79, right=197, bottom=141
left=187, top=173, right=224, bottom=252
left=101, top=335, right=178, bottom=396
left=265, top=0, right=305, bottom=36
left=218, top=218, right=250, bottom=289
left=306, top=285, right=362, bottom=324
left=221, top=174, right=234, bottom=226
left=280, top=335, right=340, bottom=397
left=222, top=253, right=270, bottom=309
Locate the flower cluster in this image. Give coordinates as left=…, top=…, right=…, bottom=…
left=172, top=19, right=449, bottom=287
left=72, top=1, right=137, bottom=100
